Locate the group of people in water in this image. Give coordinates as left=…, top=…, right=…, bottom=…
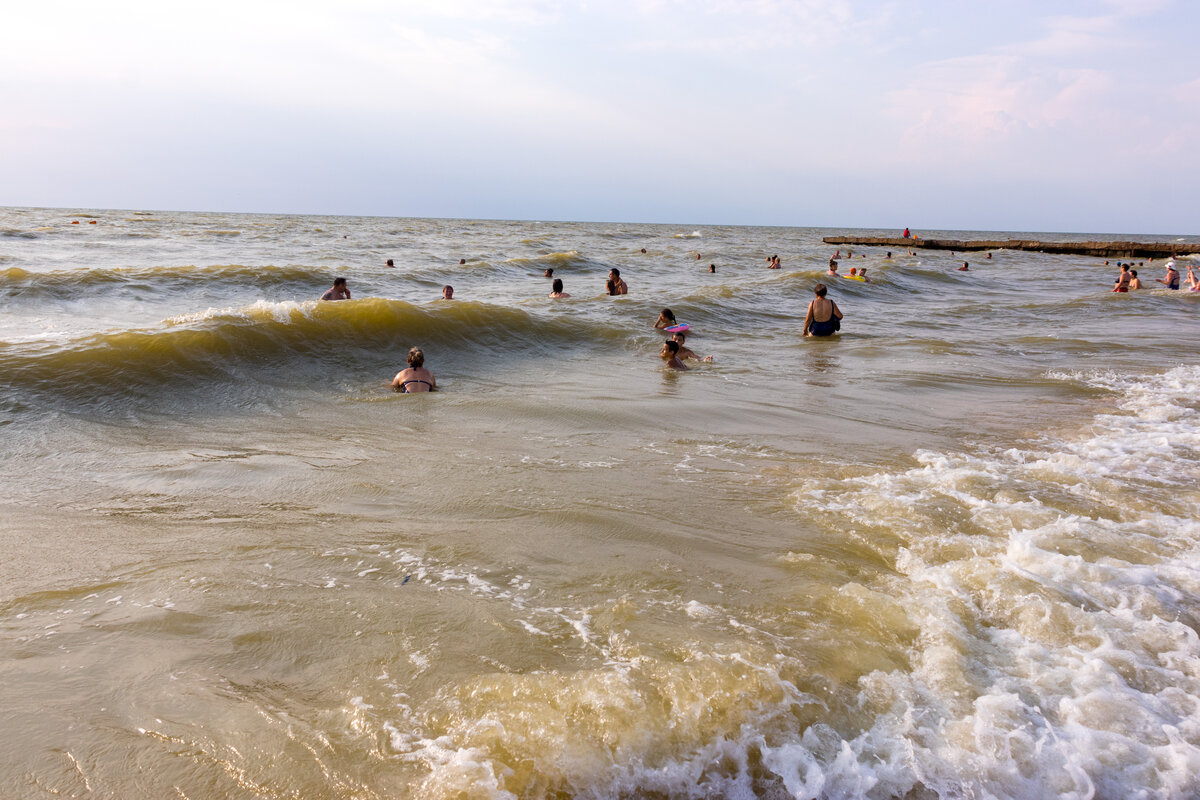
left=312, top=245, right=1196, bottom=388
left=1112, top=260, right=1197, bottom=292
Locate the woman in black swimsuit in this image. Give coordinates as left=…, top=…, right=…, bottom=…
left=391, top=347, right=437, bottom=393
left=803, top=283, right=843, bottom=337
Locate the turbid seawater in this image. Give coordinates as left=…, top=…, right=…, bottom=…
left=2, top=207, right=1199, bottom=799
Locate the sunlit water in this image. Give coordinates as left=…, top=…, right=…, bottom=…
left=2, top=207, right=1199, bottom=799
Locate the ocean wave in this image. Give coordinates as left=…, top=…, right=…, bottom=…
left=0, top=298, right=613, bottom=408
left=771, top=364, right=1200, bottom=799
left=0, top=263, right=349, bottom=300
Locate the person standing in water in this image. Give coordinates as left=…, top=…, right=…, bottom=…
left=803, top=283, right=842, bottom=337
left=548, top=278, right=571, bottom=298
left=608, top=268, right=628, bottom=294
left=391, top=347, right=436, bottom=393
left=1128, top=271, right=1143, bottom=290
left=1113, top=263, right=1131, bottom=292
left=321, top=277, right=351, bottom=301
left=1157, top=262, right=1180, bottom=290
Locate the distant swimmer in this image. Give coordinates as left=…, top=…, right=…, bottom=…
left=545, top=268, right=554, bottom=278
left=803, top=283, right=842, bottom=337
left=321, top=277, right=351, bottom=301
left=660, top=339, right=688, bottom=370
left=709, top=264, right=716, bottom=273
left=640, top=248, right=647, bottom=254
left=1187, top=266, right=1200, bottom=291
left=1128, top=271, right=1143, bottom=290
left=767, top=255, right=781, bottom=269
left=885, top=251, right=892, bottom=258
left=827, top=260, right=839, bottom=276
left=608, top=268, right=628, bottom=294
left=849, top=266, right=858, bottom=276
left=654, top=308, right=676, bottom=329
left=958, top=262, right=969, bottom=271
left=1156, top=261, right=1180, bottom=290
left=672, top=331, right=713, bottom=362
left=1113, top=263, right=1131, bottom=292
left=696, top=253, right=701, bottom=260
left=985, top=252, right=992, bottom=259
left=386, top=259, right=395, bottom=268
left=391, top=347, right=436, bottom=393
left=442, top=285, right=454, bottom=299
left=459, top=259, right=466, bottom=265
left=548, top=278, right=571, bottom=298
left=859, top=267, right=871, bottom=283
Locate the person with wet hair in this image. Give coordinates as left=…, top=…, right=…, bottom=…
left=321, top=277, right=351, bottom=301
left=391, top=347, right=436, bottom=393
left=803, top=283, right=842, bottom=337
left=672, top=330, right=713, bottom=362
left=654, top=308, right=676, bottom=329
left=1128, top=270, right=1143, bottom=290
left=608, top=268, right=628, bottom=295
left=548, top=278, right=570, bottom=298
left=442, top=285, right=454, bottom=299
left=660, top=339, right=688, bottom=370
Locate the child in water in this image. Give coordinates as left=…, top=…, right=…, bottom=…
left=672, top=331, right=713, bottom=362
left=660, top=340, right=688, bottom=370
left=654, top=308, right=676, bottom=329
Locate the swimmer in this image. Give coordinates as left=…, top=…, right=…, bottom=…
left=827, top=260, right=839, bottom=276
left=1187, top=266, right=1200, bottom=291
left=1113, top=263, right=1131, bottom=292
left=672, top=331, right=712, bottom=362
left=803, top=283, right=842, bottom=337
left=958, top=262, right=969, bottom=271
left=321, top=277, right=351, bottom=301
left=442, top=285, right=454, bottom=299
left=709, top=264, right=716, bottom=273
left=386, top=259, right=395, bottom=268
left=391, top=347, right=437, bottom=393
left=544, top=268, right=554, bottom=278
left=859, top=267, right=871, bottom=283
left=548, top=278, right=571, bottom=298
left=608, top=268, right=628, bottom=295
left=660, top=339, right=688, bottom=370
left=885, top=251, right=892, bottom=259
left=849, top=266, right=858, bottom=276
left=985, top=252, right=992, bottom=259
left=640, top=248, right=647, bottom=254
left=654, top=308, right=676, bottom=329
left=696, top=253, right=701, bottom=260
left=1156, top=261, right=1180, bottom=290
left=459, top=259, right=466, bottom=265
left=1128, top=271, right=1143, bottom=290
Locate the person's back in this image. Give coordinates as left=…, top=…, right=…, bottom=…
left=804, top=283, right=842, bottom=337
left=392, top=347, right=436, bottom=393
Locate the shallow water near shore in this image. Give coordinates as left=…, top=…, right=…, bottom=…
left=2, top=207, right=1200, bottom=799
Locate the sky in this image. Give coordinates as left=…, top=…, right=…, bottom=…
left=2, top=0, right=1197, bottom=233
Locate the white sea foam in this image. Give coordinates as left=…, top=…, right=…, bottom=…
left=165, top=298, right=311, bottom=325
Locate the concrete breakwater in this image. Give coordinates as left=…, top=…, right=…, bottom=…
left=822, top=236, right=1199, bottom=259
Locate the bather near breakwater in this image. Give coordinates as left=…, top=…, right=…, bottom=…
left=3, top=206, right=1200, bottom=799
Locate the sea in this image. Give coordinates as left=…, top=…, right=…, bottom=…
left=2, top=206, right=1199, bottom=799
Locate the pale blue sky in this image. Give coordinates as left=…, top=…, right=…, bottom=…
left=2, top=0, right=1196, bottom=232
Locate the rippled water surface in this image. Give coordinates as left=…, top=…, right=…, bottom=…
left=2, top=207, right=1199, bottom=799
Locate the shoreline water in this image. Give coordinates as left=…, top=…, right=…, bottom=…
left=2, top=206, right=1199, bottom=798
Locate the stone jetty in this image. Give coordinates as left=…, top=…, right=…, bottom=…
left=822, top=236, right=1198, bottom=259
